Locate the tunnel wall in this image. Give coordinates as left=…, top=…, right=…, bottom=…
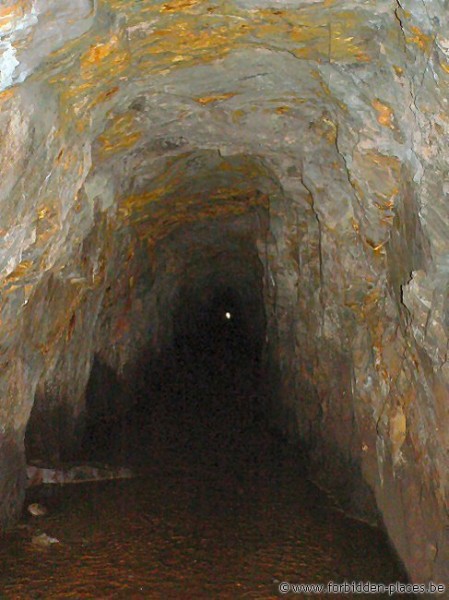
left=1, top=0, right=449, bottom=583
left=22, top=216, right=159, bottom=464
left=263, top=178, right=449, bottom=579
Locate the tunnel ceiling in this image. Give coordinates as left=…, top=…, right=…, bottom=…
left=2, top=0, right=449, bottom=585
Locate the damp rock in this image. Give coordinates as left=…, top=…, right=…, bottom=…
left=27, top=503, right=48, bottom=517
left=31, top=533, right=60, bottom=548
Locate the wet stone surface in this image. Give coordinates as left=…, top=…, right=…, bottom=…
left=0, top=355, right=410, bottom=599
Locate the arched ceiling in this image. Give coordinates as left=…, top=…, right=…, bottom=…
left=2, top=0, right=445, bottom=287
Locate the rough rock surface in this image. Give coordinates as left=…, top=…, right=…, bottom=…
left=1, top=0, right=449, bottom=583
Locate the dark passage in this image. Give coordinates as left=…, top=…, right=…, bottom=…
left=0, top=286, right=410, bottom=598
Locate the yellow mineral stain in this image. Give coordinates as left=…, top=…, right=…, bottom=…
left=119, top=187, right=168, bottom=218
left=360, top=287, right=382, bottom=322
left=0, top=88, right=15, bottom=103
left=250, top=9, right=371, bottom=63
left=160, top=0, right=205, bottom=12
left=76, top=119, right=90, bottom=133
left=366, top=237, right=388, bottom=254
left=374, top=194, right=397, bottom=212
left=62, top=81, right=94, bottom=96
left=37, top=206, right=51, bottom=221
left=307, top=115, right=337, bottom=144
left=209, top=187, right=252, bottom=201
left=354, top=151, right=401, bottom=209
left=101, top=131, right=142, bottom=155
left=195, top=92, right=236, bottom=105
left=71, top=35, right=131, bottom=111
left=51, top=2, right=253, bottom=102
left=351, top=218, right=360, bottom=233
left=218, top=162, right=233, bottom=172
left=365, top=151, right=401, bottom=174
left=5, top=260, right=33, bottom=282
left=173, top=54, right=192, bottom=62
left=82, top=36, right=120, bottom=67
left=35, top=205, right=60, bottom=246
left=275, top=106, right=290, bottom=114
left=55, top=148, right=65, bottom=163
left=407, top=25, right=433, bottom=53
left=90, top=86, right=120, bottom=109
left=0, top=6, right=18, bottom=21
left=372, top=99, right=396, bottom=129
left=139, top=193, right=266, bottom=242
left=381, top=344, right=403, bottom=382
left=148, top=22, right=237, bottom=55
left=39, top=298, right=85, bottom=354
left=55, top=82, right=95, bottom=126
left=0, top=2, right=30, bottom=30
left=390, top=406, right=407, bottom=460
left=98, top=112, right=142, bottom=157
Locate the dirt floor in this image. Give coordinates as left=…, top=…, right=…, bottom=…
left=0, top=347, right=410, bottom=599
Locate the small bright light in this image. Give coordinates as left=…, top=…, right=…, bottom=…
left=225, top=312, right=231, bottom=319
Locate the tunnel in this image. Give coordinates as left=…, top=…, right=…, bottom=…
left=1, top=0, right=449, bottom=595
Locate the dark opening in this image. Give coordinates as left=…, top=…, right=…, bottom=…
left=82, top=257, right=272, bottom=471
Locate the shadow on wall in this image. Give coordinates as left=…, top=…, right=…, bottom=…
left=77, top=280, right=270, bottom=465
left=80, top=359, right=125, bottom=461
left=25, top=381, right=86, bottom=466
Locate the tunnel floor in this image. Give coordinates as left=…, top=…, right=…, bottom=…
left=0, top=345, right=410, bottom=599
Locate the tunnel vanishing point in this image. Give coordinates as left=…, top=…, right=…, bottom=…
left=1, top=0, right=449, bottom=585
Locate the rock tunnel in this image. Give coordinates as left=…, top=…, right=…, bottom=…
left=1, top=0, right=449, bottom=589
